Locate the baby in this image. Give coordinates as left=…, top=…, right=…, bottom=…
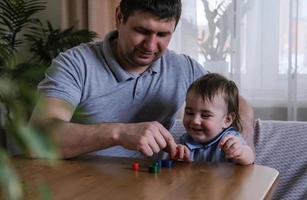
left=175, top=73, right=255, bottom=165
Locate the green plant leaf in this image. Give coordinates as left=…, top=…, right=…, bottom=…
left=25, top=21, right=98, bottom=65
left=18, top=125, right=59, bottom=161
left=0, top=148, right=23, bottom=200
left=0, top=0, right=46, bottom=50
left=0, top=1, right=99, bottom=199
left=38, top=181, right=52, bottom=200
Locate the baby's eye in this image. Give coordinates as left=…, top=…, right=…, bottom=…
left=185, top=111, right=194, bottom=116
left=201, top=114, right=211, bottom=119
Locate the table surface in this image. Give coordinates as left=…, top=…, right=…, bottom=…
left=10, top=155, right=279, bottom=200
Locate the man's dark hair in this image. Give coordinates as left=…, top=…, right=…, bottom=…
left=119, top=0, right=182, bottom=26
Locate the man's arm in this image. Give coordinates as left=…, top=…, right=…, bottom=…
left=239, top=96, right=255, bottom=152
left=29, top=97, right=177, bottom=159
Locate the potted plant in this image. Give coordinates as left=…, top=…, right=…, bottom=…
left=0, top=0, right=97, bottom=199
left=198, top=0, right=233, bottom=74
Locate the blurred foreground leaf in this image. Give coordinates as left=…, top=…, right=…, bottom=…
left=0, top=0, right=98, bottom=199
left=0, top=149, right=22, bottom=200
left=0, top=75, right=59, bottom=200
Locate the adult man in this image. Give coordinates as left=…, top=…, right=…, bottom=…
left=30, top=0, right=254, bottom=159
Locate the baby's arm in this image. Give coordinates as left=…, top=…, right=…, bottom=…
left=173, top=144, right=191, bottom=162
left=219, top=135, right=255, bottom=165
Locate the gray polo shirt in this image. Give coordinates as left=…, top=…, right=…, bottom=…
left=38, top=31, right=207, bottom=157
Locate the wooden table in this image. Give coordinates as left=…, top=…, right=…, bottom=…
left=9, top=155, right=278, bottom=200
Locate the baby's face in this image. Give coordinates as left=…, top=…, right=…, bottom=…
left=183, top=90, right=233, bottom=144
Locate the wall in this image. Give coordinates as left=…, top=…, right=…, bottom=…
left=254, top=107, right=307, bottom=121
left=37, top=0, right=61, bottom=28
left=254, top=107, right=287, bottom=121
left=17, top=0, right=61, bottom=63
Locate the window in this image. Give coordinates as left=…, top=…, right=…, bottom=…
left=170, top=0, right=307, bottom=120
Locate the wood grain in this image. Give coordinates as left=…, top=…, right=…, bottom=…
left=7, top=155, right=279, bottom=200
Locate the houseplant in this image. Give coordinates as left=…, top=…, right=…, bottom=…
left=0, top=0, right=97, bottom=199
left=200, top=0, right=233, bottom=61
left=199, top=0, right=233, bottom=74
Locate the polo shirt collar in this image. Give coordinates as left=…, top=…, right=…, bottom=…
left=103, top=31, right=133, bottom=82
left=102, top=31, right=161, bottom=82
left=184, top=127, right=234, bottom=150
left=150, top=58, right=161, bottom=74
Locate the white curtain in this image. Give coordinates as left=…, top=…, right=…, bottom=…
left=170, top=0, right=307, bottom=121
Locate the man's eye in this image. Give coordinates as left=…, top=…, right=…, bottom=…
left=157, top=32, right=169, bottom=37
left=135, top=28, right=148, bottom=34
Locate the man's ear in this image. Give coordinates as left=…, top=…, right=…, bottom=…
left=223, top=112, right=235, bottom=128
left=115, top=7, right=123, bottom=28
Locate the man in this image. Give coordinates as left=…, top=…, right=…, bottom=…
left=29, top=0, right=254, bottom=159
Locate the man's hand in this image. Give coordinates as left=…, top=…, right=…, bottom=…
left=115, top=121, right=178, bottom=157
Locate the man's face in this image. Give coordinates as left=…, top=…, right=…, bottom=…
left=115, top=10, right=176, bottom=73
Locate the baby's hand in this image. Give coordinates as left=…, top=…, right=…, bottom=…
left=219, top=135, right=244, bottom=160
left=173, top=144, right=191, bottom=162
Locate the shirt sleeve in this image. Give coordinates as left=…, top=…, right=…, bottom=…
left=231, top=131, right=247, bottom=145
left=38, top=48, right=85, bottom=107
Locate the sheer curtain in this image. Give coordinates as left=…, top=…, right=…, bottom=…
left=60, top=0, right=120, bottom=39
left=170, top=0, right=307, bottom=121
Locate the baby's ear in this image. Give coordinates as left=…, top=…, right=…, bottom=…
left=223, top=112, right=235, bottom=128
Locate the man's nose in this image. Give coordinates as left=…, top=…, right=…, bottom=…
left=143, top=34, right=157, bottom=52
